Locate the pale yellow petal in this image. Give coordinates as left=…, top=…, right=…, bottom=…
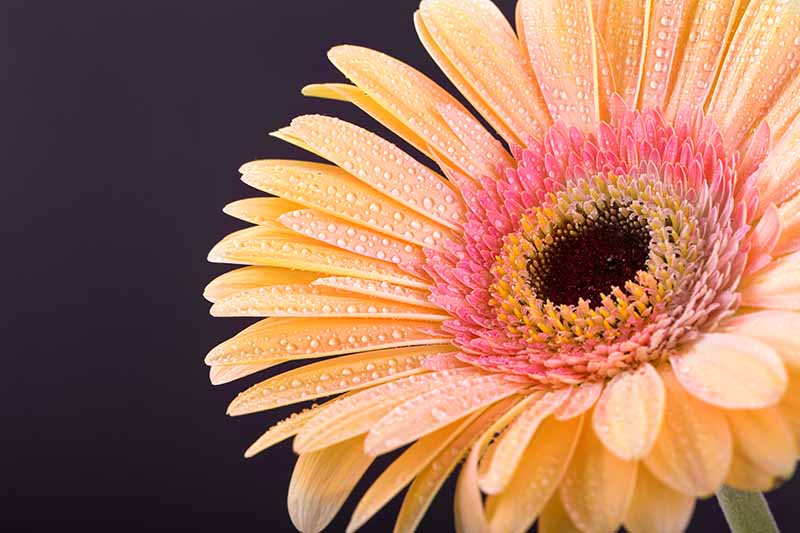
left=644, top=365, right=732, bottom=497
left=293, top=368, right=481, bottom=453
left=479, top=388, right=570, bottom=494
left=518, top=0, right=600, bottom=131
left=326, top=45, right=510, bottom=178
left=539, top=492, right=582, bottom=533
left=554, top=381, right=604, bottom=421
left=365, top=373, right=526, bottom=455
left=287, top=435, right=373, bottom=533
left=239, top=160, right=456, bottom=249
left=210, top=283, right=444, bottom=320
left=278, top=209, right=427, bottom=275
left=708, top=0, right=800, bottom=151
left=624, top=466, right=695, bottom=533
left=311, top=276, right=438, bottom=309
left=204, top=266, right=322, bottom=303
left=206, top=317, right=448, bottom=370
left=726, top=407, right=797, bottom=481
left=599, top=0, right=649, bottom=107
left=670, top=332, right=787, bottom=409
left=275, top=115, right=464, bottom=230
left=721, top=310, right=800, bottom=369
left=664, top=0, right=740, bottom=122
left=227, top=345, right=452, bottom=415
left=394, top=398, right=516, bottom=533
left=417, top=0, right=551, bottom=145
left=208, top=227, right=427, bottom=289
left=741, top=251, right=800, bottom=310
left=592, top=364, right=665, bottom=461
left=348, top=416, right=474, bottom=533
left=559, top=414, right=638, bottom=533
left=486, top=416, right=584, bottom=533
left=222, top=197, right=304, bottom=227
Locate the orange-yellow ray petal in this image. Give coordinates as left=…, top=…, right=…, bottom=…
left=670, top=332, right=787, bottom=409
left=776, top=192, right=800, bottom=256
left=559, top=412, right=638, bottom=533
left=204, top=266, right=322, bottom=303
left=740, top=251, right=800, bottom=310
left=208, top=227, right=427, bottom=289
left=726, top=450, right=780, bottom=492
left=240, top=160, right=457, bottom=249
left=222, top=197, right=304, bottom=228
left=644, top=365, right=732, bottom=497
left=244, top=396, right=346, bottom=458
left=274, top=115, right=464, bottom=230
left=206, top=317, right=449, bottom=369
left=278, top=209, right=427, bottom=275
left=554, top=381, right=604, bottom=420
left=592, top=363, right=665, bottom=460
left=539, top=492, right=582, bottom=533
left=209, top=361, right=281, bottom=385
left=293, top=368, right=481, bottom=454
left=311, top=276, right=438, bottom=309
left=227, top=345, right=451, bottom=415
left=638, top=0, right=688, bottom=110
left=663, top=0, right=741, bottom=122
left=287, top=435, right=373, bottom=533
left=326, top=45, right=510, bottom=178
left=485, top=416, right=584, bottom=533
left=518, top=0, right=600, bottom=132
left=623, top=467, right=695, bottom=533
left=708, top=0, right=800, bottom=151
left=722, top=310, right=800, bottom=369
left=347, top=415, right=476, bottom=533
left=752, top=118, right=800, bottom=209
left=417, top=0, right=552, bottom=145
left=599, top=0, right=649, bottom=107
left=479, top=388, right=570, bottom=494
left=454, top=395, right=533, bottom=533
left=726, top=407, right=798, bottom=482
left=393, top=398, right=516, bottom=533
left=210, top=283, right=445, bottom=320
left=364, top=373, right=527, bottom=455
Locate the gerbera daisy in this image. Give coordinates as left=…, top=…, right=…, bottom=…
left=205, top=0, right=800, bottom=531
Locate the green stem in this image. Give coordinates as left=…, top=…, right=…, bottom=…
left=716, top=486, right=779, bottom=533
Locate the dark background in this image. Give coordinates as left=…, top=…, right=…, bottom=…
left=2, top=0, right=797, bottom=531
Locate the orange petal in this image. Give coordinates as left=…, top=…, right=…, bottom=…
left=722, top=310, right=800, bottom=369
left=293, top=368, right=480, bottom=453
left=240, top=160, right=456, bottom=249
left=775, top=191, right=800, bottom=256
left=624, top=466, right=695, bottom=533
left=203, top=266, right=321, bottom=303
left=518, top=0, right=600, bottom=132
left=206, top=317, right=449, bottom=370
left=365, top=373, right=526, bottom=455
left=347, top=415, right=474, bottom=533
left=416, top=0, right=551, bottom=145
left=222, top=197, right=303, bottom=227
left=638, top=0, right=688, bottom=110
left=274, top=115, right=464, bottom=230
left=393, top=398, right=516, bottom=533
left=208, top=227, right=427, bottom=288
left=227, top=345, right=451, bottom=414
left=708, top=0, right=800, bottom=151
left=670, top=332, right=787, bottom=409
left=209, top=361, right=280, bottom=385
left=559, top=413, right=637, bottom=533
left=311, top=276, right=438, bottom=309
left=287, top=435, right=373, bottom=533
left=644, top=365, right=732, bottom=497
left=726, top=407, right=798, bottom=481
left=592, top=363, right=665, bottom=460
left=539, top=492, right=582, bottom=533
left=598, top=0, right=649, bottom=107
left=663, top=0, right=739, bottom=122
left=485, top=416, right=584, bottom=533
left=741, top=251, right=800, bottom=310
left=479, top=388, right=570, bottom=494
left=326, top=45, right=510, bottom=178
left=554, top=381, right=604, bottom=420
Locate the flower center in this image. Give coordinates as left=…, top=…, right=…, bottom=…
left=528, top=203, right=651, bottom=306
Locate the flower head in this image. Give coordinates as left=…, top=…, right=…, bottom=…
left=206, top=0, right=800, bottom=531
